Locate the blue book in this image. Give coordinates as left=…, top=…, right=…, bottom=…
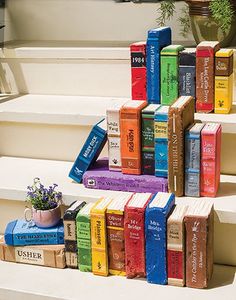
left=69, top=119, right=107, bottom=183
left=154, top=106, right=169, bottom=177
left=145, top=192, right=175, bottom=284
left=146, top=27, right=171, bottom=104
left=4, top=219, right=64, bottom=246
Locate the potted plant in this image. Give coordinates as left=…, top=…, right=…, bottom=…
left=25, top=178, right=63, bottom=228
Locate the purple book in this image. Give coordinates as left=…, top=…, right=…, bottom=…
left=82, top=158, right=168, bottom=193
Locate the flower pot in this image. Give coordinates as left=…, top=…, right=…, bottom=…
left=26, top=205, right=61, bottom=228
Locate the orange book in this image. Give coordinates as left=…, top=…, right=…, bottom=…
left=120, top=100, right=147, bottom=175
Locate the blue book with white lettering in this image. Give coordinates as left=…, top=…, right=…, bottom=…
left=4, top=219, right=64, bottom=246
left=69, top=119, right=107, bottom=183
left=145, top=192, right=175, bottom=284
left=146, top=27, right=171, bottom=104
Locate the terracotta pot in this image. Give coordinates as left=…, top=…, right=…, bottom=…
left=25, top=205, right=61, bottom=228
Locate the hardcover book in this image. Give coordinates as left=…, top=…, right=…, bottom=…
left=141, top=104, right=160, bottom=175
left=106, top=193, right=133, bottom=275
left=167, top=204, right=188, bottom=286
left=146, top=27, right=172, bottom=104
left=120, top=100, right=147, bottom=175
left=196, top=41, right=220, bottom=113
left=168, top=96, right=195, bottom=196
left=145, top=192, right=175, bottom=285
left=201, top=123, right=222, bottom=197
left=185, top=123, right=205, bottom=197
left=124, top=192, right=152, bottom=278
left=130, top=42, right=147, bottom=101
left=69, top=118, right=107, bottom=183
left=161, top=45, right=184, bottom=106
left=185, top=200, right=214, bottom=288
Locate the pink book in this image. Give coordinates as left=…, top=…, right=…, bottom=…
left=200, top=123, right=222, bottom=197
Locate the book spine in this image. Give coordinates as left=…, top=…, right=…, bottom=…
left=130, top=43, right=147, bottom=101
left=12, top=231, right=64, bottom=246
left=179, top=65, right=196, bottom=100
left=215, top=74, right=233, bottom=114
left=142, top=112, right=155, bottom=175
left=154, top=118, right=168, bottom=177
left=64, top=218, right=78, bottom=268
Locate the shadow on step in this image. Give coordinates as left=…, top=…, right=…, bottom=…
left=207, top=265, right=236, bottom=289
left=217, top=182, right=236, bottom=197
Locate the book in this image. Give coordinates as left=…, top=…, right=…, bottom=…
left=167, top=204, right=188, bottom=287
left=168, top=96, right=195, bottom=196
left=130, top=41, right=147, bottom=101
left=200, top=123, right=222, bottom=197
left=124, top=192, right=152, bottom=278
left=215, top=49, right=234, bottom=114
left=154, top=105, right=169, bottom=177
left=83, top=158, right=168, bottom=194
left=106, top=193, right=133, bottom=275
left=120, top=100, right=147, bottom=175
left=161, top=45, right=184, bottom=106
left=0, top=236, right=66, bottom=269
left=141, top=104, right=160, bottom=175
left=63, top=200, right=86, bottom=268
left=91, top=196, right=114, bottom=276
left=146, top=27, right=172, bottom=104
left=185, top=123, right=205, bottom=197
left=196, top=41, right=220, bottom=113
left=4, top=219, right=64, bottom=246
left=76, top=202, right=95, bottom=272
left=145, top=192, right=175, bottom=284
left=185, top=200, right=214, bottom=288
left=69, top=118, right=107, bottom=183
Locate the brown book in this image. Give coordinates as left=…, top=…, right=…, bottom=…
left=184, top=200, right=214, bottom=289
left=168, top=96, right=195, bottom=196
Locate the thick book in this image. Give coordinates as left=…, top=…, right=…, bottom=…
left=124, top=192, right=152, bottom=278
left=106, top=193, right=133, bottom=275
left=154, top=105, right=169, bottom=177
left=146, top=27, right=172, bottom=104
left=196, top=41, right=220, bottom=113
left=161, top=45, right=184, bottom=106
left=201, top=123, right=222, bottom=197
left=69, top=118, right=107, bottom=183
left=120, top=100, right=147, bottom=175
left=167, top=204, right=188, bottom=286
left=130, top=41, right=147, bottom=101
left=63, top=200, right=86, bottom=268
left=141, top=104, right=160, bottom=175
left=0, top=237, right=66, bottom=269
left=145, top=192, right=175, bottom=285
left=4, top=219, right=64, bottom=246
left=185, top=123, right=205, bottom=197
left=91, top=196, right=114, bottom=276
left=82, top=158, right=168, bottom=193
left=76, top=202, right=95, bottom=272
left=168, top=96, right=195, bottom=196
left=185, top=200, right=214, bottom=288
left=215, top=49, right=234, bottom=114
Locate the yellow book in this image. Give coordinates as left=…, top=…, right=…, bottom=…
left=91, top=196, right=114, bottom=276
left=215, top=74, right=233, bottom=114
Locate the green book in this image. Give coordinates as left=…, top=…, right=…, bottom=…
left=161, top=45, right=184, bottom=106
left=76, top=202, right=95, bottom=272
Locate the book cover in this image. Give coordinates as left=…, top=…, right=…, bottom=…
left=145, top=192, right=175, bottom=284
left=201, top=123, right=222, bottom=197
left=130, top=42, right=147, bottom=101
left=185, top=200, right=214, bottom=288
left=124, top=192, right=152, bottom=278
left=146, top=27, right=172, bottom=104
left=106, top=193, right=133, bottom=275
left=69, top=118, right=107, bottom=183
left=141, top=104, right=160, bottom=175
left=154, top=105, right=169, bottom=177
left=120, top=100, right=147, bottom=175
left=185, top=123, right=205, bottom=197
left=161, top=45, right=184, bottom=106
left=196, top=41, right=220, bottom=113
left=4, top=219, right=64, bottom=246
left=168, top=96, right=195, bottom=196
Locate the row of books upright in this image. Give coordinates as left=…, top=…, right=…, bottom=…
left=131, top=26, right=234, bottom=114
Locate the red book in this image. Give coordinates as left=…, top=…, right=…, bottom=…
left=200, top=123, right=222, bottom=197
left=124, top=193, right=152, bottom=278
left=130, top=42, right=147, bottom=101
